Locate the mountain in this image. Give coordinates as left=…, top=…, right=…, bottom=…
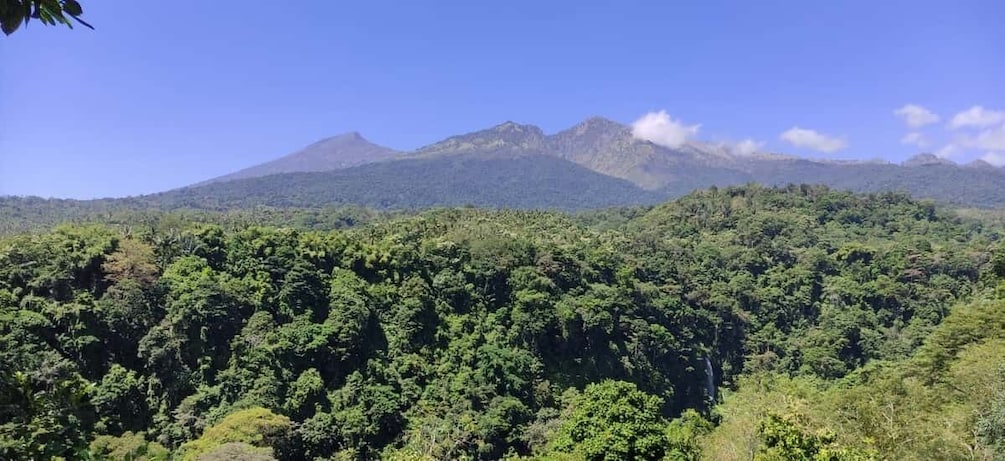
left=546, top=117, right=749, bottom=190
left=139, top=152, right=665, bottom=211
left=964, top=159, right=997, bottom=170
left=410, top=117, right=750, bottom=191
left=4, top=117, right=1005, bottom=232
left=902, top=153, right=956, bottom=167
left=547, top=116, right=675, bottom=189
left=197, top=132, right=400, bottom=185
left=414, top=121, right=547, bottom=157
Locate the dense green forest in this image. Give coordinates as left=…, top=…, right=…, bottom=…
left=0, top=199, right=399, bottom=236
left=1, top=185, right=1003, bottom=460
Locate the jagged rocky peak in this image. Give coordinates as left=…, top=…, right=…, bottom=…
left=492, top=120, right=544, bottom=136
left=552, top=117, right=632, bottom=145
left=570, top=116, right=628, bottom=133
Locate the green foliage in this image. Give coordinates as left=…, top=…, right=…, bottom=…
left=1, top=0, right=92, bottom=35
left=0, top=362, right=95, bottom=460
left=89, top=431, right=169, bottom=461
left=195, top=442, right=277, bottom=461
left=978, top=367, right=1005, bottom=459
left=755, top=414, right=876, bottom=461
left=0, top=200, right=388, bottom=236
left=664, top=410, right=713, bottom=461
left=92, top=364, right=149, bottom=433
left=704, top=298, right=1005, bottom=460
left=549, top=380, right=670, bottom=460
left=0, top=185, right=1001, bottom=458
left=177, top=407, right=291, bottom=461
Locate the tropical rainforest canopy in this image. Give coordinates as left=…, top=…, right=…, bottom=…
left=1, top=184, right=1003, bottom=460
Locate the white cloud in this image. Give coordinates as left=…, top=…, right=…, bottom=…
left=779, top=127, right=847, bottom=153
left=981, top=152, right=1005, bottom=167
left=949, top=105, right=1005, bottom=129
left=894, top=104, right=940, bottom=128
left=631, top=110, right=700, bottom=148
left=733, top=139, right=764, bottom=156
left=935, top=143, right=962, bottom=158
left=900, top=132, right=929, bottom=148
left=966, top=124, right=1005, bottom=151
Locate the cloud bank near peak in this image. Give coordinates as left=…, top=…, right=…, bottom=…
left=981, top=152, right=1005, bottom=167
left=779, top=127, right=847, bottom=153
left=631, top=110, right=700, bottom=148
left=733, top=139, right=764, bottom=156
left=950, top=106, right=1005, bottom=129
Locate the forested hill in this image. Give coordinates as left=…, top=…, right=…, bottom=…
left=2, top=185, right=1004, bottom=460
left=0, top=153, right=666, bottom=235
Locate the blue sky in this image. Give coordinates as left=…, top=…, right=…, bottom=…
left=1, top=0, right=1003, bottom=198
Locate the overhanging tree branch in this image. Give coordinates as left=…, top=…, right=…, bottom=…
left=1, top=0, right=92, bottom=36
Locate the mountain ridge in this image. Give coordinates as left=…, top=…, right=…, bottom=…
left=7, top=116, right=1005, bottom=217
left=195, top=117, right=1003, bottom=195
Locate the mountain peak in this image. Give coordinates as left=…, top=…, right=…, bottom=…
left=195, top=131, right=399, bottom=186
left=334, top=131, right=365, bottom=141
left=903, top=153, right=956, bottom=167
left=416, top=122, right=546, bottom=157
left=964, top=159, right=997, bottom=170
left=491, top=121, right=545, bottom=136
left=570, top=116, right=627, bottom=134
left=306, top=131, right=369, bottom=147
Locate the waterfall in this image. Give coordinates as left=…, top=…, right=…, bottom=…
left=704, top=356, right=715, bottom=401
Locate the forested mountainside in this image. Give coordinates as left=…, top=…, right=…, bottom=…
left=2, top=185, right=1003, bottom=460
left=0, top=154, right=666, bottom=235
left=156, top=153, right=665, bottom=212
left=164, top=118, right=1005, bottom=211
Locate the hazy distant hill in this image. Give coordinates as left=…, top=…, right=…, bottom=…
left=734, top=158, right=1005, bottom=209
left=197, top=132, right=400, bottom=185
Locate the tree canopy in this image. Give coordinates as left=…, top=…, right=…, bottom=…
left=0, top=185, right=1001, bottom=459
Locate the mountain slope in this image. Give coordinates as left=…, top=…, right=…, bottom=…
left=411, top=117, right=746, bottom=191
left=153, top=152, right=665, bottom=211
left=414, top=121, right=547, bottom=157
left=197, top=132, right=400, bottom=185
left=547, top=117, right=669, bottom=189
